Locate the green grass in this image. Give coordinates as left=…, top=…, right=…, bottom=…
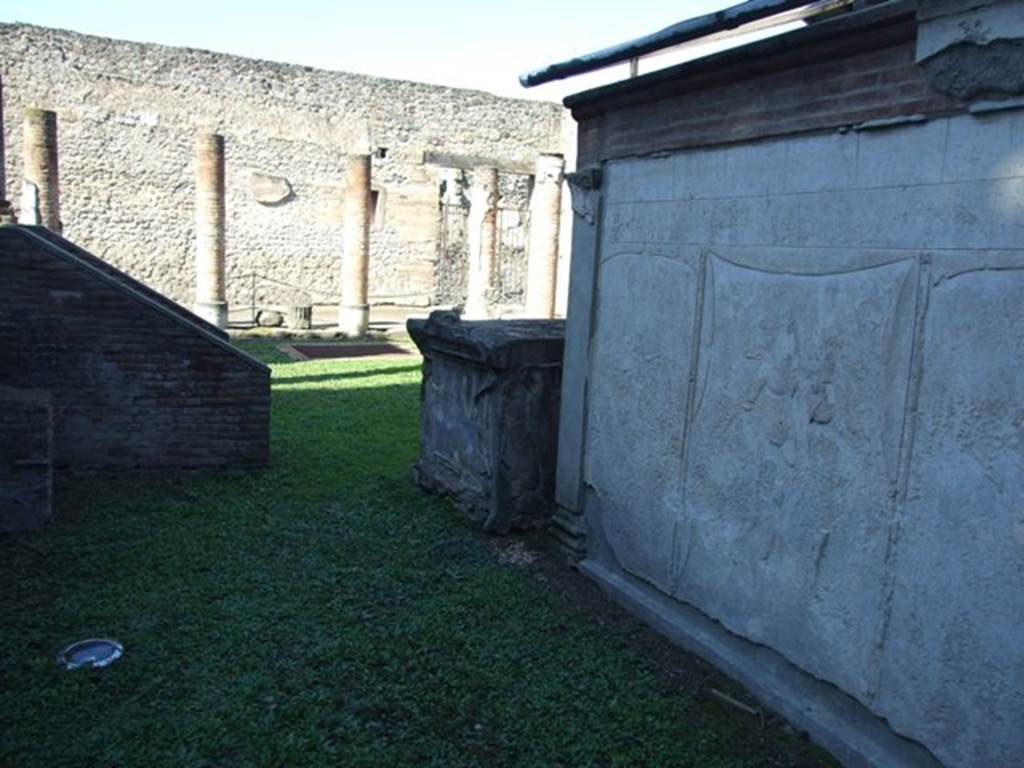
left=0, top=344, right=837, bottom=767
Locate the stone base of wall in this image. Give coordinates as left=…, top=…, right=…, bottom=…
left=579, top=559, right=943, bottom=768
left=0, top=386, right=53, bottom=533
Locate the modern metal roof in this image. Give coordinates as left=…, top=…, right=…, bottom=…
left=519, top=0, right=855, bottom=88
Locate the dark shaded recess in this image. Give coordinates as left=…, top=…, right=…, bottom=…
left=290, top=343, right=413, bottom=359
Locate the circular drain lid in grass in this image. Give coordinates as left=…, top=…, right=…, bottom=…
left=57, top=639, right=124, bottom=670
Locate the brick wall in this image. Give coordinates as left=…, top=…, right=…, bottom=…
left=0, top=385, right=52, bottom=532
left=570, top=5, right=962, bottom=165
left=0, top=226, right=270, bottom=470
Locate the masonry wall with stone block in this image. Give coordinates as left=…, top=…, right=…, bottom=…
left=0, top=225, right=270, bottom=470
left=0, top=24, right=570, bottom=311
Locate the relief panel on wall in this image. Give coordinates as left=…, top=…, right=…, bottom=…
left=875, top=266, right=1024, bottom=768
left=674, top=255, right=919, bottom=701
left=583, top=250, right=698, bottom=593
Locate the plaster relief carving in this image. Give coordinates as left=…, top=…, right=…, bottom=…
left=583, top=251, right=698, bottom=592
left=876, top=267, right=1024, bottom=768
left=676, top=256, right=919, bottom=703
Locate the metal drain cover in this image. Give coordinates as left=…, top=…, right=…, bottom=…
left=57, top=639, right=123, bottom=670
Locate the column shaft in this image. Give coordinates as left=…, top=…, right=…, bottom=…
left=0, top=77, right=7, bottom=203
left=0, top=77, right=12, bottom=222
left=194, top=132, right=228, bottom=328
left=526, top=154, right=565, bottom=318
left=339, top=153, right=371, bottom=337
left=463, top=166, right=499, bottom=319
left=22, top=108, right=60, bottom=233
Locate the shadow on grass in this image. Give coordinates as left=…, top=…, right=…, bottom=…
left=0, top=360, right=839, bottom=768
left=277, top=362, right=423, bottom=386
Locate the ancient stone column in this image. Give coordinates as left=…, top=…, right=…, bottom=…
left=22, top=108, right=61, bottom=233
left=463, top=166, right=499, bottom=320
left=339, top=153, right=371, bottom=337
left=0, top=77, right=12, bottom=223
left=194, top=132, right=228, bottom=328
left=0, top=79, right=6, bottom=203
left=525, top=153, right=565, bottom=318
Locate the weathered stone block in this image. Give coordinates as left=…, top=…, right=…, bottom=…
left=249, top=171, right=293, bottom=205
left=408, top=311, right=564, bottom=533
left=256, top=309, right=285, bottom=327
left=0, top=386, right=53, bottom=533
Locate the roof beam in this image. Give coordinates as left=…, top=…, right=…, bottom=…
left=519, top=0, right=852, bottom=87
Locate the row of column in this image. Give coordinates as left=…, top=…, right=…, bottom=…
left=194, top=136, right=373, bottom=334
left=462, top=154, right=564, bottom=320
left=0, top=77, right=564, bottom=331
left=0, top=111, right=372, bottom=335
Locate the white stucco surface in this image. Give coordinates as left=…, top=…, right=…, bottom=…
left=576, top=109, right=1024, bottom=767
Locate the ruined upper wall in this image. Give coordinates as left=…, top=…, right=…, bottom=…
left=0, top=23, right=569, bottom=308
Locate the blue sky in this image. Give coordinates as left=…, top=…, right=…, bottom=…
left=1, top=0, right=745, bottom=101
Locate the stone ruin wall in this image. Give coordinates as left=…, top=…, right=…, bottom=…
left=0, top=23, right=570, bottom=310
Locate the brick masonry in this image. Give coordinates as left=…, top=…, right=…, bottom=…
left=0, top=385, right=53, bottom=532
left=569, top=5, right=962, bottom=165
left=0, top=23, right=571, bottom=309
left=0, top=225, right=270, bottom=470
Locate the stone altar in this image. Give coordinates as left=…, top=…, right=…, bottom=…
left=408, top=311, right=564, bottom=533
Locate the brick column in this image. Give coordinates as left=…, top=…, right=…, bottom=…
left=22, top=108, right=61, bottom=233
left=339, top=153, right=371, bottom=337
left=526, top=153, right=565, bottom=318
left=463, top=166, right=499, bottom=319
left=194, top=132, right=228, bottom=328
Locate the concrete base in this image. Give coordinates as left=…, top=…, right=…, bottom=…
left=338, top=303, right=369, bottom=338
left=193, top=300, right=228, bottom=329
left=579, top=559, right=942, bottom=768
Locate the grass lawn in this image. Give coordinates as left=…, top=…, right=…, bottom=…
left=0, top=341, right=838, bottom=767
